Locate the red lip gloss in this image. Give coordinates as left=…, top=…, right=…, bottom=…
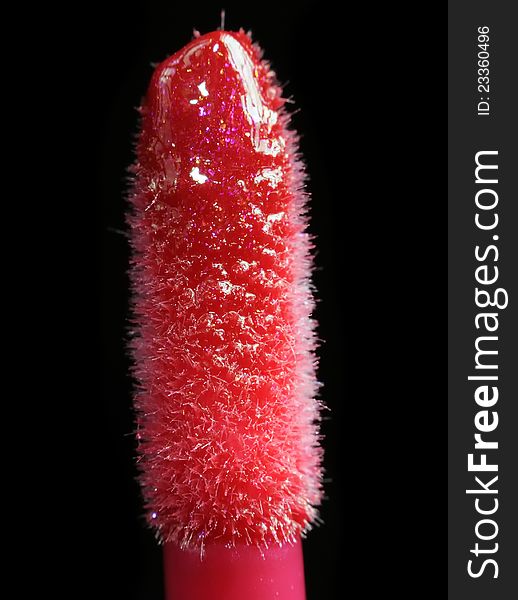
left=128, top=29, right=322, bottom=599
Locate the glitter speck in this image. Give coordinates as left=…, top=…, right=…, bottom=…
left=198, top=81, right=209, bottom=97
left=190, top=167, right=208, bottom=184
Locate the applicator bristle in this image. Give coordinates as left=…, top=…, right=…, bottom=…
left=128, top=29, right=323, bottom=550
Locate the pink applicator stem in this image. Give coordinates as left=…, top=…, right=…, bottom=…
left=164, top=540, right=306, bottom=599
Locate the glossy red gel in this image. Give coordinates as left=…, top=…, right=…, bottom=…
left=128, top=29, right=322, bottom=555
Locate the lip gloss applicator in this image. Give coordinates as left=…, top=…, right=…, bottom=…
left=128, top=28, right=323, bottom=599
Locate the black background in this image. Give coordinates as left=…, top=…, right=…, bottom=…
left=100, top=5, right=349, bottom=597
left=100, top=4, right=348, bottom=598
left=21, top=1, right=450, bottom=598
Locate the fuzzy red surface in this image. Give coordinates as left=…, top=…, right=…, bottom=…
left=128, top=29, right=322, bottom=550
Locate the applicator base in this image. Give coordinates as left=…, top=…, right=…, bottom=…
left=163, top=538, right=306, bottom=600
